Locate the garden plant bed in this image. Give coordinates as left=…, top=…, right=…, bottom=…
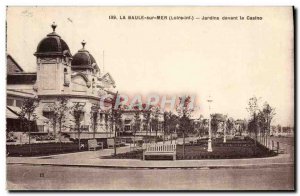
left=176, top=145, right=275, bottom=160
left=103, top=137, right=276, bottom=160
left=178, top=137, right=275, bottom=159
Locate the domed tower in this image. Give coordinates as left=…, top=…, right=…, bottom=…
left=71, top=41, right=100, bottom=92
left=71, top=41, right=100, bottom=74
left=34, top=22, right=72, bottom=95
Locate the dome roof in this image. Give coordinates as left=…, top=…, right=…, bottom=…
left=34, top=22, right=71, bottom=57
left=71, top=41, right=99, bottom=70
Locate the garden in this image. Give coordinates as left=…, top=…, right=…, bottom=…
left=102, top=137, right=276, bottom=160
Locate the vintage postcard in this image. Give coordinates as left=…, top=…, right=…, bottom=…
left=6, top=6, right=294, bottom=190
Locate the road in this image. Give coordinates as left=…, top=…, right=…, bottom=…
left=7, top=164, right=294, bottom=190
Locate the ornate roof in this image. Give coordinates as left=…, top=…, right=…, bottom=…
left=71, top=41, right=99, bottom=70
left=34, top=22, right=72, bottom=57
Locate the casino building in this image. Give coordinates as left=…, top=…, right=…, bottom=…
left=6, top=23, right=117, bottom=141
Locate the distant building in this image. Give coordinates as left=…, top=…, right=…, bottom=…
left=271, top=125, right=294, bottom=137
left=120, top=110, right=164, bottom=137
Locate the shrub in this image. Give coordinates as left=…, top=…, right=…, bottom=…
left=7, top=142, right=78, bottom=156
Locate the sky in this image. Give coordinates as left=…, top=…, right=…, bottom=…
left=6, top=7, right=294, bottom=126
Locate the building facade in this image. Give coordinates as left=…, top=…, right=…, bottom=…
left=7, top=23, right=117, bottom=141
left=119, top=110, right=164, bottom=137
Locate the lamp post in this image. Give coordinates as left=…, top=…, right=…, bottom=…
left=223, top=115, right=227, bottom=143
left=207, top=97, right=213, bottom=152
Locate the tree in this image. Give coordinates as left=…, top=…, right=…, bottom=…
left=90, top=104, right=100, bottom=139
left=165, top=112, right=179, bottom=143
left=19, top=97, right=39, bottom=154
left=246, top=96, right=260, bottom=140
left=143, top=109, right=151, bottom=139
left=226, top=118, right=235, bottom=135
left=133, top=110, right=141, bottom=148
left=169, top=112, right=179, bottom=134
left=111, top=107, right=123, bottom=155
left=151, top=106, right=161, bottom=142
left=210, top=114, right=220, bottom=137
left=261, top=102, right=276, bottom=135
left=177, top=96, right=193, bottom=158
left=257, top=110, right=267, bottom=143
left=70, top=102, right=85, bottom=150
left=108, top=92, right=123, bottom=156
left=48, top=97, right=69, bottom=141
left=277, top=124, right=282, bottom=134
left=199, top=118, right=209, bottom=137
left=163, top=112, right=170, bottom=143
left=246, top=97, right=276, bottom=151
left=240, top=119, right=248, bottom=135
left=210, top=113, right=228, bottom=138
left=258, top=102, right=276, bottom=145
left=104, top=111, right=109, bottom=135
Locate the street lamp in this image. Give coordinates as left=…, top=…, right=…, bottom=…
left=207, top=96, right=213, bottom=152
left=223, top=115, right=227, bottom=143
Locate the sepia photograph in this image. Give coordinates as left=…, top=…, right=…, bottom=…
left=5, top=6, right=294, bottom=191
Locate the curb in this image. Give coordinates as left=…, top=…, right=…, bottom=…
left=7, top=162, right=294, bottom=170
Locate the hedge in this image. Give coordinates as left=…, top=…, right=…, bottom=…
left=7, top=142, right=79, bottom=157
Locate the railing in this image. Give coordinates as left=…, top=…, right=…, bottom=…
left=249, top=134, right=287, bottom=154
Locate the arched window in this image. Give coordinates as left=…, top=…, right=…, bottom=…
left=92, top=78, right=95, bottom=88
left=64, top=68, right=70, bottom=86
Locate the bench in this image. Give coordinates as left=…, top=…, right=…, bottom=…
left=88, top=139, right=103, bottom=151
left=107, top=138, right=125, bottom=149
left=130, top=139, right=144, bottom=151
left=143, top=144, right=177, bottom=160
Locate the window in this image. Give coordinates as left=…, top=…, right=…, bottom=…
left=79, top=112, right=85, bottom=122
left=7, top=98, right=14, bottom=106
left=143, top=124, right=148, bottom=131
left=64, top=68, right=70, bottom=86
left=125, top=120, right=131, bottom=124
left=43, top=111, right=54, bottom=119
left=16, top=100, right=23, bottom=107
left=92, top=78, right=95, bottom=88
left=37, top=125, right=44, bottom=132
left=105, top=114, right=108, bottom=123
left=125, top=125, right=131, bottom=131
